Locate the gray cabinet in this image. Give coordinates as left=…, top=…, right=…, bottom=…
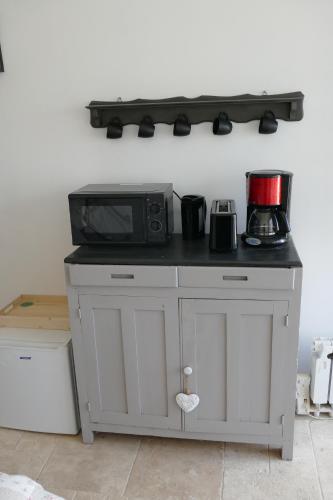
left=181, top=299, right=288, bottom=438
left=66, top=262, right=302, bottom=460
left=79, top=294, right=181, bottom=430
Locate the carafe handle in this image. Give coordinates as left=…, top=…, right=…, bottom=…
left=277, top=210, right=291, bottom=234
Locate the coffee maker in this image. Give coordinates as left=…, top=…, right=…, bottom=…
left=241, top=170, right=292, bottom=247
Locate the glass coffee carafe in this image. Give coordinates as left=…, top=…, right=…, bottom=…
left=247, top=208, right=280, bottom=237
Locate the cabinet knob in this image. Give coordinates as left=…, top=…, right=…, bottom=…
left=183, top=366, right=193, bottom=376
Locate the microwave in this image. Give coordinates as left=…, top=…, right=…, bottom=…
left=68, top=183, right=174, bottom=246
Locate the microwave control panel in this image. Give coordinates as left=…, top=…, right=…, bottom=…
left=146, top=194, right=172, bottom=243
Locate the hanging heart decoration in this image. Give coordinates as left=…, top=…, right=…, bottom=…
left=176, top=393, right=200, bottom=413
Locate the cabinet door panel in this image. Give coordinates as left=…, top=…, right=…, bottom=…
left=181, top=299, right=288, bottom=436
left=193, top=312, right=227, bottom=422
left=239, top=313, right=273, bottom=423
left=79, top=295, right=181, bottom=430
left=92, top=307, right=127, bottom=414
left=135, top=309, right=168, bottom=417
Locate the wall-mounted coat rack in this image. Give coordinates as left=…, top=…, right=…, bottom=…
left=86, top=92, right=304, bottom=139
left=0, top=45, right=4, bottom=72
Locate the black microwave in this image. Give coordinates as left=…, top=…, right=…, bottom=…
left=68, top=183, right=174, bottom=246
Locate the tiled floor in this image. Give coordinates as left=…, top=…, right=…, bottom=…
left=0, top=417, right=332, bottom=499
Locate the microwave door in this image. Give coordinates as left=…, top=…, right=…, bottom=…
left=83, top=205, right=133, bottom=239
left=78, top=198, right=146, bottom=244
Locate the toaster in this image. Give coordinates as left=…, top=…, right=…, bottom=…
left=209, top=199, right=237, bottom=252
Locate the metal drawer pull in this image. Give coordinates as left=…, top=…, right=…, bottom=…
left=110, top=273, right=135, bottom=279
left=222, top=275, right=248, bottom=281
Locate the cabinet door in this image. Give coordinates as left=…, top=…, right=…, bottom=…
left=79, top=295, right=181, bottom=430
left=181, top=299, right=288, bottom=437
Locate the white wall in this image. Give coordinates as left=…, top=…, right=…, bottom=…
left=0, top=0, right=332, bottom=370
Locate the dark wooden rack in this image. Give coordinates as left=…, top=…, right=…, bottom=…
left=86, top=92, right=304, bottom=137
left=0, top=45, right=4, bottom=72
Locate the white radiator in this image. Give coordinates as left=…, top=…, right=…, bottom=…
left=310, top=338, right=333, bottom=416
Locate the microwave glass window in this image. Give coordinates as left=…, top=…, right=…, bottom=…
left=82, top=205, right=134, bottom=235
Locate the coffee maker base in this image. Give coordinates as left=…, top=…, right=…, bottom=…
left=241, top=233, right=289, bottom=247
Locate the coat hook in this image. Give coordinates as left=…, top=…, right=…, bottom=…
left=0, top=44, right=4, bottom=72
left=138, top=116, right=155, bottom=138
left=259, top=110, right=278, bottom=134
left=213, top=112, right=232, bottom=135
left=173, top=114, right=191, bottom=136
left=106, top=117, right=123, bottom=139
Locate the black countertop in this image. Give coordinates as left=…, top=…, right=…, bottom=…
left=64, top=235, right=302, bottom=268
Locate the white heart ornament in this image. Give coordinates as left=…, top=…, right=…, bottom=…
left=176, top=393, right=200, bottom=413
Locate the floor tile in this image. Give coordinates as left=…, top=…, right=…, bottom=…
left=268, top=419, right=322, bottom=499
left=0, top=427, right=22, bottom=449
left=222, top=471, right=321, bottom=500
left=38, top=433, right=140, bottom=496
left=124, top=437, right=224, bottom=500
left=224, top=442, right=269, bottom=474
left=222, top=420, right=322, bottom=500
left=39, top=481, right=76, bottom=500
left=16, top=431, right=57, bottom=462
left=310, top=419, right=333, bottom=443
left=53, top=433, right=82, bottom=445
left=74, top=491, right=108, bottom=500
left=310, top=419, right=333, bottom=500
left=271, top=419, right=314, bottom=461
left=0, top=448, right=47, bottom=479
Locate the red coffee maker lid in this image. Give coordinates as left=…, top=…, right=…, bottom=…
left=247, top=170, right=282, bottom=206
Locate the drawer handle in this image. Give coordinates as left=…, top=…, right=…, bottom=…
left=110, top=273, right=135, bottom=279
left=222, top=275, right=248, bottom=281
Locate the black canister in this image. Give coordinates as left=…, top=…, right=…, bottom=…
left=181, top=195, right=207, bottom=240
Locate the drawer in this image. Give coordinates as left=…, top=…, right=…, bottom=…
left=69, top=265, right=178, bottom=288
left=179, top=266, right=295, bottom=290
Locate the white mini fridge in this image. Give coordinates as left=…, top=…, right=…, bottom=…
left=0, top=328, right=79, bottom=434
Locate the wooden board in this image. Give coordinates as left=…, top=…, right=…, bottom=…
left=0, top=295, right=69, bottom=331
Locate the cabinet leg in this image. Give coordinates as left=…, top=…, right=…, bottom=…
left=81, top=426, right=94, bottom=444
left=281, top=440, right=293, bottom=461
